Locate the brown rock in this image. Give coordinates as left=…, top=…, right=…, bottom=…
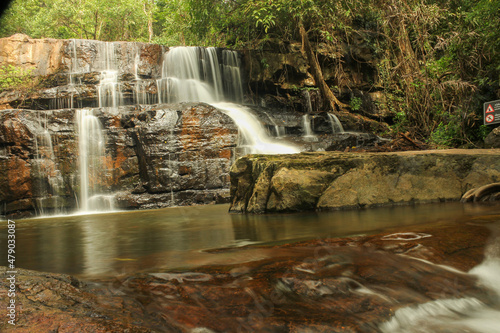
left=230, top=150, right=500, bottom=213
left=267, top=168, right=333, bottom=212
left=485, top=126, right=500, bottom=148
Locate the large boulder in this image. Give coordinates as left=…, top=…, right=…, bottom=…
left=229, top=149, right=500, bottom=213
left=485, top=126, right=500, bottom=148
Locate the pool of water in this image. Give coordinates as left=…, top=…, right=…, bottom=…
left=1, top=202, right=499, bottom=279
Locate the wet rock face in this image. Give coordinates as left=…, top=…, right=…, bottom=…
left=0, top=220, right=492, bottom=332
left=229, top=150, right=500, bottom=213
left=114, top=103, right=238, bottom=210
left=0, top=109, right=77, bottom=216
left=0, top=103, right=238, bottom=217
left=243, top=39, right=390, bottom=122
left=0, top=35, right=166, bottom=110
left=0, top=34, right=164, bottom=78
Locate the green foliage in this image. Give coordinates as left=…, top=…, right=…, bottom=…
left=0, top=0, right=498, bottom=146
left=430, top=117, right=462, bottom=147
left=0, top=0, right=155, bottom=41
left=349, top=96, right=362, bottom=111
left=0, top=64, right=33, bottom=91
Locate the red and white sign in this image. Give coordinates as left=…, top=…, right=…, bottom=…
left=484, top=100, right=500, bottom=126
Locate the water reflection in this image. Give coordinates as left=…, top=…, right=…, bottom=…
left=1, top=202, right=499, bottom=278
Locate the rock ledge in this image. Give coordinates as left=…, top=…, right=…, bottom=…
left=229, top=149, right=500, bottom=213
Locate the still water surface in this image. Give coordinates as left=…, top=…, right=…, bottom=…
left=1, top=202, right=499, bottom=279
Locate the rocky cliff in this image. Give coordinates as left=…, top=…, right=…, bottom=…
left=0, top=34, right=397, bottom=218
left=0, top=103, right=238, bottom=217
left=242, top=38, right=391, bottom=122
left=0, top=34, right=389, bottom=135
left=229, top=150, right=500, bottom=213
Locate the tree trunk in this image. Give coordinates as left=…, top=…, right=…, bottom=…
left=143, top=2, right=154, bottom=43
left=299, top=22, right=347, bottom=111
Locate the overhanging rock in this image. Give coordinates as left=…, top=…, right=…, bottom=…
left=229, top=149, right=500, bottom=213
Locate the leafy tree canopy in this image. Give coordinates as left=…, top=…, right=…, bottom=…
left=0, top=0, right=499, bottom=146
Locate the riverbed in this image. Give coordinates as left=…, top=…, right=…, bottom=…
left=1, top=202, right=500, bottom=332
left=0, top=202, right=496, bottom=278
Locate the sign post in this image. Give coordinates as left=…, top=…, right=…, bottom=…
left=484, top=100, right=500, bottom=125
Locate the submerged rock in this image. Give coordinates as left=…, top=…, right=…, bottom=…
left=0, top=219, right=493, bottom=332
left=0, top=266, right=175, bottom=332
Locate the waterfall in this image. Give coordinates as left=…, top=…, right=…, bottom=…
left=96, top=42, right=123, bottom=110
left=327, top=113, right=345, bottom=134
left=77, top=109, right=114, bottom=212
left=213, top=103, right=300, bottom=155
left=302, top=114, right=317, bottom=142
left=158, top=47, right=298, bottom=154
left=32, top=112, right=65, bottom=216
left=98, top=70, right=123, bottom=109
left=303, top=90, right=313, bottom=113
left=157, top=46, right=244, bottom=104
left=158, top=47, right=215, bottom=103
left=222, top=49, right=244, bottom=103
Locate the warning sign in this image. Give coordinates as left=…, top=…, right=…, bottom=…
left=483, top=100, right=500, bottom=125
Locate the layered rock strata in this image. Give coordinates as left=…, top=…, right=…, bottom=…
left=0, top=103, right=238, bottom=217
left=229, top=149, right=500, bottom=213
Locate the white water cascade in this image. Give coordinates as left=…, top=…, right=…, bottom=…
left=159, top=46, right=299, bottom=154
left=213, top=103, right=301, bottom=155
left=32, top=112, right=65, bottom=215
left=77, top=109, right=114, bottom=212
left=327, top=113, right=345, bottom=134
left=65, top=43, right=301, bottom=216
left=379, top=229, right=500, bottom=333
left=96, top=42, right=124, bottom=110
left=157, top=47, right=244, bottom=104
left=302, top=114, right=317, bottom=141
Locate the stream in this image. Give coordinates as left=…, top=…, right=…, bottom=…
left=0, top=202, right=493, bottom=278
left=2, top=202, right=500, bottom=331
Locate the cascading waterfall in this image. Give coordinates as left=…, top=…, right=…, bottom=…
left=96, top=42, right=123, bottom=110
left=222, top=49, right=244, bottom=103
left=69, top=41, right=118, bottom=213
left=157, top=46, right=244, bottom=104
left=158, top=46, right=299, bottom=154
left=64, top=42, right=300, bottom=215
left=213, top=103, right=300, bottom=155
left=327, top=113, right=345, bottom=134
left=158, top=47, right=219, bottom=103
left=77, top=109, right=114, bottom=212
left=303, top=90, right=314, bottom=114
left=259, top=108, right=284, bottom=138
left=64, top=42, right=300, bottom=156
left=302, top=114, right=317, bottom=141
left=32, top=112, right=65, bottom=215
left=301, top=90, right=318, bottom=140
